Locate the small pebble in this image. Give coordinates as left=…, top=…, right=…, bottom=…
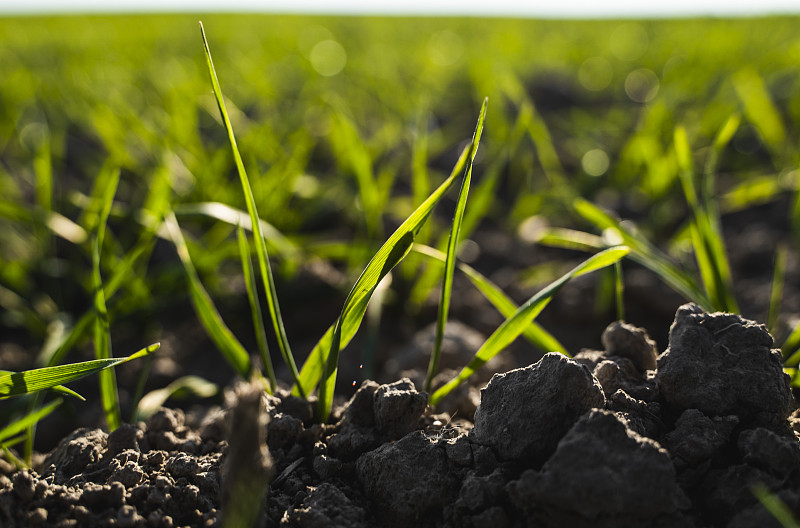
left=12, top=470, right=36, bottom=501
left=27, top=507, right=48, bottom=525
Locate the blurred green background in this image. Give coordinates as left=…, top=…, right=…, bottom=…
left=2, top=14, right=800, bottom=389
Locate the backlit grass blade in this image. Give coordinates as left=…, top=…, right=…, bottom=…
left=424, top=98, right=487, bottom=393
left=314, top=101, right=488, bottom=421
left=293, top=142, right=475, bottom=400
left=174, top=201, right=298, bottom=259
left=0, top=372, right=83, bottom=400
left=413, top=244, right=567, bottom=355
left=47, top=213, right=166, bottom=368
left=782, top=322, right=800, bottom=367
left=768, top=244, right=787, bottom=333
left=751, top=483, right=800, bottom=528
left=165, top=213, right=251, bottom=378
left=614, top=260, right=625, bottom=322
left=571, top=198, right=712, bottom=310
left=0, top=372, right=85, bottom=401
left=92, top=168, right=121, bottom=430
left=0, top=399, right=61, bottom=444
left=430, top=246, right=629, bottom=406
left=237, top=223, right=277, bottom=393
left=675, top=125, right=739, bottom=313
left=0, top=344, right=159, bottom=399
left=330, top=110, right=382, bottom=237
left=134, top=375, right=218, bottom=421
left=200, top=22, right=303, bottom=394
left=732, top=68, right=787, bottom=160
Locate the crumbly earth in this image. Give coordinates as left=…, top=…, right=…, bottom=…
left=1, top=303, right=799, bottom=527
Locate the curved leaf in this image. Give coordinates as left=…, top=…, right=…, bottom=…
left=430, top=247, right=629, bottom=405
left=0, top=344, right=159, bottom=399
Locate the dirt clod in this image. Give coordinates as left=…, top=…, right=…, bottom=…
left=508, top=409, right=690, bottom=525
left=471, top=352, right=605, bottom=463
left=656, top=303, right=794, bottom=426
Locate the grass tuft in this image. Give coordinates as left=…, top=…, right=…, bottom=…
left=430, top=246, right=629, bottom=405
left=424, top=98, right=487, bottom=393
left=199, top=21, right=305, bottom=396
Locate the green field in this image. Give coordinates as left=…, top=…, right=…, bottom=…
left=2, top=14, right=800, bottom=435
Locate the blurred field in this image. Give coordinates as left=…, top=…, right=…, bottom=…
left=2, top=14, right=800, bottom=386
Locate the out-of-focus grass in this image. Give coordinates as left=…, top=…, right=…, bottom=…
left=2, top=14, right=800, bottom=414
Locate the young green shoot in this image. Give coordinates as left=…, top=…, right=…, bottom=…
left=134, top=375, right=217, bottom=421
left=294, top=102, right=487, bottom=421
left=0, top=344, right=159, bottom=399
left=237, top=223, right=277, bottom=393
left=751, top=483, right=800, bottom=528
left=675, top=123, right=739, bottom=313
left=165, top=212, right=252, bottom=378
left=412, top=243, right=567, bottom=355
left=615, top=260, right=625, bottom=322
left=430, top=246, right=629, bottom=406
left=92, top=167, right=122, bottom=430
left=199, top=21, right=304, bottom=396
left=769, top=244, right=787, bottom=334
left=0, top=399, right=62, bottom=448
left=424, top=98, right=487, bottom=393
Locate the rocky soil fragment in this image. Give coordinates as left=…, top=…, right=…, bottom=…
left=471, top=352, right=605, bottom=463
left=656, top=303, right=793, bottom=426
left=601, top=320, right=658, bottom=372
left=507, top=409, right=690, bottom=527
left=356, top=431, right=460, bottom=527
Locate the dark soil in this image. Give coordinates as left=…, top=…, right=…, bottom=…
left=1, top=303, right=799, bottom=527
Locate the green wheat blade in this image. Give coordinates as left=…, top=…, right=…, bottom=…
left=571, top=198, right=712, bottom=310
left=0, top=399, right=62, bottom=444
left=0, top=344, right=159, bottom=399
left=413, top=243, right=567, bottom=355
left=165, top=213, right=251, bottom=378
left=237, top=223, right=277, bottom=393
left=293, top=143, right=475, bottom=400
left=200, top=21, right=303, bottom=395
left=92, top=168, right=121, bottom=430
left=425, top=98, right=487, bottom=393
left=430, top=246, right=629, bottom=406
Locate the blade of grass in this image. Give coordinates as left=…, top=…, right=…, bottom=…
left=293, top=143, right=476, bottom=401
left=732, top=68, right=787, bottom=160
left=430, top=246, right=630, bottom=406
left=614, top=260, right=625, bottom=322
left=200, top=22, right=303, bottom=395
left=413, top=243, right=567, bottom=355
left=570, top=198, right=712, bottom=310
left=165, top=213, right=252, bottom=378
left=174, top=202, right=298, bottom=259
left=0, top=372, right=85, bottom=401
left=782, top=321, right=800, bottom=367
left=424, top=98, right=487, bottom=393
left=315, top=100, right=487, bottom=421
left=0, top=344, right=159, bottom=399
left=330, top=110, right=382, bottom=237
left=768, top=244, right=787, bottom=333
left=46, top=216, right=163, bottom=368
left=675, top=124, right=739, bottom=313
left=237, top=223, right=277, bottom=393
left=299, top=106, right=486, bottom=419
left=751, top=483, right=800, bottom=528
left=134, top=375, right=218, bottom=421
left=92, top=168, right=121, bottom=430
left=0, top=399, right=61, bottom=444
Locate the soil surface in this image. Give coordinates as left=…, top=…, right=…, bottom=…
left=1, top=303, right=799, bottom=527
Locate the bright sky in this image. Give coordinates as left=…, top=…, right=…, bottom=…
left=2, top=0, right=800, bottom=18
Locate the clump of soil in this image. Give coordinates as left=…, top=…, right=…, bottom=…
left=1, top=303, right=799, bottom=527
